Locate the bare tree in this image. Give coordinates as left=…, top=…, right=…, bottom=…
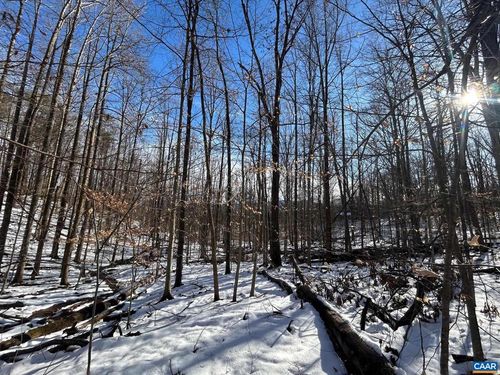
left=241, top=0, right=307, bottom=267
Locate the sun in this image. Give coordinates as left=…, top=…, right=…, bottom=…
left=457, top=87, right=481, bottom=107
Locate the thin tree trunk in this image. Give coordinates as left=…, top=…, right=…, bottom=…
left=174, top=0, right=198, bottom=288
left=196, top=44, right=219, bottom=302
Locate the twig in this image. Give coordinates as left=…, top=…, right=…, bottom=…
left=192, top=327, right=206, bottom=353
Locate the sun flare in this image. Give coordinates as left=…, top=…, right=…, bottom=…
left=458, top=88, right=480, bottom=107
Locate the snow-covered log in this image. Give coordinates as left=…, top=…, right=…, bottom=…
left=289, top=257, right=395, bottom=375
left=296, top=283, right=396, bottom=375
left=0, top=273, right=154, bottom=352
left=260, top=269, right=294, bottom=295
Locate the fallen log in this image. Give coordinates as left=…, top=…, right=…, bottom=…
left=259, top=269, right=294, bottom=295
left=0, top=305, right=130, bottom=362
left=0, top=297, right=118, bottom=351
left=88, top=269, right=121, bottom=292
left=0, top=273, right=155, bottom=351
left=290, top=257, right=395, bottom=375
left=0, top=301, right=24, bottom=309
left=0, top=296, right=107, bottom=335
left=0, top=311, right=25, bottom=321
left=0, top=323, right=20, bottom=334
left=30, top=296, right=98, bottom=319
left=296, top=284, right=395, bottom=375
left=0, top=337, right=89, bottom=363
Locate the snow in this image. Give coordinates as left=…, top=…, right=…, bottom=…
left=1, top=263, right=346, bottom=375
left=269, top=248, right=500, bottom=375
left=1, top=204, right=498, bottom=375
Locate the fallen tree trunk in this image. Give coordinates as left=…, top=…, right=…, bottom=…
left=0, top=312, right=24, bottom=322
left=296, top=283, right=395, bottom=375
left=0, top=298, right=119, bottom=351
left=287, top=258, right=396, bottom=375
left=88, top=269, right=121, bottom=292
left=30, top=296, right=98, bottom=319
left=0, top=301, right=24, bottom=309
left=0, top=295, right=111, bottom=335
left=260, top=269, right=294, bottom=295
left=0, top=337, right=89, bottom=363
left=0, top=302, right=131, bottom=362
left=0, top=273, right=155, bottom=351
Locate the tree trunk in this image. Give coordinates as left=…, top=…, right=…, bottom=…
left=174, top=0, right=198, bottom=288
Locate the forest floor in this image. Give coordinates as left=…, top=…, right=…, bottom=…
left=0, top=207, right=499, bottom=375
left=0, top=258, right=347, bottom=375
left=269, top=247, right=500, bottom=375
left=1, top=249, right=499, bottom=375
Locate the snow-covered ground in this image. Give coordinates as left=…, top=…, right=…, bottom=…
left=268, top=246, right=500, bottom=375
left=1, top=202, right=498, bottom=375
left=1, top=263, right=346, bottom=375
